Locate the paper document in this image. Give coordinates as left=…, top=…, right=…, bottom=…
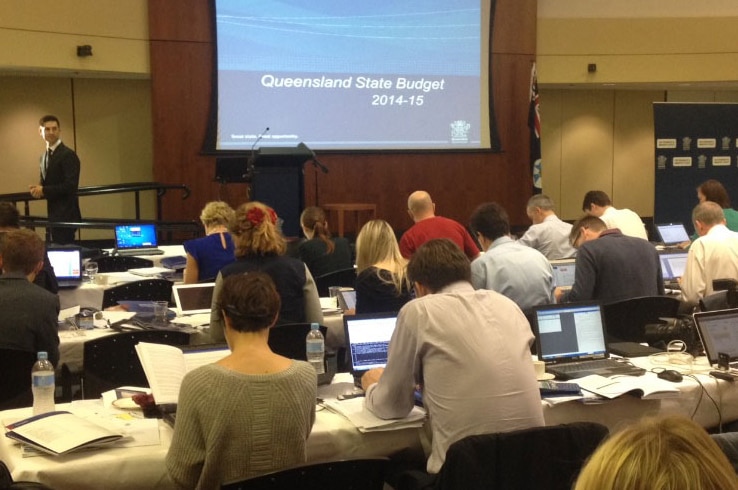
left=323, top=398, right=425, bottom=433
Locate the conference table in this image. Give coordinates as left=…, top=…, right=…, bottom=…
left=4, top=355, right=738, bottom=489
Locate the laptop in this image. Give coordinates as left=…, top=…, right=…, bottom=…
left=343, top=312, right=398, bottom=386
left=114, top=224, right=163, bottom=256
left=532, top=302, right=646, bottom=380
left=693, top=309, right=738, bottom=369
left=46, top=247, right=83, bottom=289
left=659, top=250, right=688, bottom=288
left=336, top=288, right=357, bottom=312
left=550, top=259, right=576, bottom=290
left=172, top=282, right=215, bottom=326
left=656, top=223, right=690, bottom=246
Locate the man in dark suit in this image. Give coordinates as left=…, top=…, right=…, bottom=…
left=29, top=115, right=81, bottom=244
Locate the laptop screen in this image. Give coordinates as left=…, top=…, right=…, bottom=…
left=172, top=283, right=215, bottom=315
left=343, top=312, right=397, bottom=372
left=47, top=248, right=82, bottom=280
left=115, top=224, right=158, bottom=250
left=659, top=251, right=688, bottom=280
left=656, top=223, right=690, bottom=244
left=550, top=259, right=576, bottom=288
left=533, top=303, right=608, bottom=363
left=693, top=309, right=738, bottom=365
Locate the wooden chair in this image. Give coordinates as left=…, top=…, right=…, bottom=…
left=221, top=457, right=389, bottom=490
left=91, top=255, right=154, bottom=273
left=81, top=330, right=190, bottom=399
left=102, top=279, right=174, bottom=309
left=0, top=349, right=37, bottom=410
left=313, top=268, right=357, bottom=297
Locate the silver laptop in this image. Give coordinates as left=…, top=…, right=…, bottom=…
left=114, top=224, right=163, bottom=256
left=693, top=309, right=738, bottom=368
left=532, top=302, right=646, bottom=380
left=47, top=247, right=83, bottom=289
left=172, top=283, right=215, bottom=316
left=656, top=223, right=690, bottom=246
left=550, top=258, right=576, bottom=290
left=337, top=289, right=357, bottom=312
left=343, top=312, right=398, bottom=385
left=659, top=250, right=688, bottom=288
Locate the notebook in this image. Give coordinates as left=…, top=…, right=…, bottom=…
left=46, top=247, right=83, bottom=288
left=550, top=259, right=576, bottom=289
left=114, top=224, right=163, bottom=256
left=656, top=223, right=690, bottom=246
left=693, top=309, right=738, bottom=368
left=337, top=289, right=357, bottom=312
left=532, top=302, right=646, bottom=380
left=343, top=312, right=398, bottom=385
left=659, top=250, right=688, bottom=288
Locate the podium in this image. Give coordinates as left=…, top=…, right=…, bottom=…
left=250, top=144, right=313, bottom=237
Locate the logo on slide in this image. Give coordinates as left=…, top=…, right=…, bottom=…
left=450, top=120, right=471, bottom=144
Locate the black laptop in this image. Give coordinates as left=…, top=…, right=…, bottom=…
left=114, top=224, right=163, bottom=256
left=46, top=246, right=83, bottom=288
left=659, top=250, right=688, bottom=289
left=693, top=309, right=738, bottom=369
left=532, top=302, right=646, bottom=380
left=343, top=312, right=398, bottom=386
left=655, top=223, right=690, bottom=246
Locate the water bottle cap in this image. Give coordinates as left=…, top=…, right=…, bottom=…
left=311, top=323, right=319, bottom=330
left=37, top=351, right=48, bottom=360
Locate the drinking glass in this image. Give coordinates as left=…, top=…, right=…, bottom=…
left=84, top=261, right=98, bottom=283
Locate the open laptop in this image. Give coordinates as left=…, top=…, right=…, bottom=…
left=532, top=302, right=646, bottom=380
left=336, top=288, right=357, bottom=312
left=659, top=250, right=688, bottom=288
left=693, top=309, right=738, bottom=369
left=46, top=247, right=83, bottom=288
left=550, top=258, right=576, bottom=290
left=114, top=224, right=163, bottom=256
left=656, top=223, right=690, bottom=246
left=171, top=282, right=215, bottom=326
left=343, top=312, right=398, bottom=386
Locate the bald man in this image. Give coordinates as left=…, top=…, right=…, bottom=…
left=398, top=191, right=480, bottom=260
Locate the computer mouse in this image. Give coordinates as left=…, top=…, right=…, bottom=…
left=657, top=369, right=683, bottom=383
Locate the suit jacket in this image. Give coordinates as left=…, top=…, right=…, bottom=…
left=40, top=142, right=81, bottom=222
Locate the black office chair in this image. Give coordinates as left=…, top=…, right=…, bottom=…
left=221, top=457, right=389, bottom=490
left=91, top=255, right=154, bottom=273
left=313, top=268, right=357, bottom=297
left=398, top=423, right=609, bottom=490
left=700, top=278, right=738, bottom=311
left=81, top=330, right=190, bottom=399
left=601, top=296, right=680, bottom=344
left=102, top=279, right=174, bottom=309
left=0, top=349, right=37, bottom=410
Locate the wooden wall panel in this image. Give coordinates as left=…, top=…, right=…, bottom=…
left=148, top=0, right=537, bottom=235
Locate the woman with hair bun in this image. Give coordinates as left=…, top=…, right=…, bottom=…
left=208, top=202, right=322, bottom=342
left=298, top=206, right=352, bottom=277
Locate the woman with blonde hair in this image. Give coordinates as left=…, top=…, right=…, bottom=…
left=354, top=219, right=412, bottom=313
left=298, top=206, right=352, bottom=277
left=209, top=202, right=322, bottom=342
left=575, top=416, right=738, bottom=490
left=183, top=201, right=236, bottom=283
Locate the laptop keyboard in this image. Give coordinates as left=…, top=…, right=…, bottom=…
left=552, top=359, right=626, bottom=373
left=117, top=248, right=164, bottom=256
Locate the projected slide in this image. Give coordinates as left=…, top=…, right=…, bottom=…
left=215, top=0, right=491, bottom=151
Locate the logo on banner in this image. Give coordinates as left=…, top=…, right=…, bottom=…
left=722, top=136, right=732, bottom=151
left=657, top=155, right=667, bottom=170
left=450, top=120, right=471, bottom=144
left=682, top=137, right=692, bottom=151
left=698, top=155, right=707, bottom=169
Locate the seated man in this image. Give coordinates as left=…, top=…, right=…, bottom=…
left=362, top=239, right=544, bottom=474
left=399, top=190, right=480, bottom=260
left=681, top=201, right=738, bottom=305
left=518, top=194, right=576, bottom=259
left=581, top=190, right=648, bottom=240
left=0, top=229, right=60, bottom=366
left=556, top=216, right=663, bottom=303
left=469, top=202, right=554, bottom=311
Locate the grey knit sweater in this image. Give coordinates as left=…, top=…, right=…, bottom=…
left=166, top=361, right=317, bottom=489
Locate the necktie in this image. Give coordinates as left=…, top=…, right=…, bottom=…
left=43, top=149, right=51, bottom=179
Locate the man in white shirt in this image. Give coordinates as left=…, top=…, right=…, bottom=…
left=581, top=190, right=648, bottom=240
left=361, top=239, right=544, bottom=475
left=518, top=194, right=576, bottom=259
left=681, top=201, right=738, bottom=305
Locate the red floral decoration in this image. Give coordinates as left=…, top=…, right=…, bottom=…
left=246, top=207, right=266, bottom=226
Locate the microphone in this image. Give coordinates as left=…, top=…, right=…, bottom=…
left=246, top=127, right=270, bottom=179
left=251, top=127, right=270, bottom=153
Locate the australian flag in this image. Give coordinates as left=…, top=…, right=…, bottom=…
left=528, top=63, right=542, bottom=193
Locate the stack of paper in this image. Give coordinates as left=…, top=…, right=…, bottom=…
left=323, top=398, right=425, bottom=433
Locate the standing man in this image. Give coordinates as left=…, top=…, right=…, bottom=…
left=29, top=115, right=81, bottom=244
left=399, top=190, right=480, bottom=260
left=681, top=201, right=738, bottom=306
left=518, top=194, right=577, bottom=259
left=362, top=239, right=544, bottom=474
left=581, top=190, right=648, bottom=240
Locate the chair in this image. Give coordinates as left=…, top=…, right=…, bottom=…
left=221, top=457, right=389, bottom=490
left=268, top=323, right=328, bottom=361
left=102, top=279, right=174, bottom=309
left=601, top=296, right=680, bottom=343
left=0, top=349, right=37, bottom=411
left=81, top=329, right=190, bottom=399
left=700, top=279, right=738, bottom=311
left=91, top=255, right=154, bottom=273
left=314, top=268, right=357, bottom=297
left=399, top=423, right=608, bottom=490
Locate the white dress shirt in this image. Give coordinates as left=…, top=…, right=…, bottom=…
left=600, top=206, right=648, bottom=240
left=681, top=224, right=738, bottom=305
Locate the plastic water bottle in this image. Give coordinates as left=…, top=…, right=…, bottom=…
left=306, top=323, right=325, bottom=374
left=32, top=351, right=55, bottom=416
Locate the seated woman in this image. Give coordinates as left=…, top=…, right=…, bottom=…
left=183, top=201, right=236, bottom=283
left=166, top=273, right=317, bottom=489
left=354, top=219, right=412, bottom=314
left=298, top=206, right=352, bottom=277
left=209, top=201, right=323, bottom=342
left=698, top=179, right=738, bottom=232
left=575, top=416, right=738, bottom=490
